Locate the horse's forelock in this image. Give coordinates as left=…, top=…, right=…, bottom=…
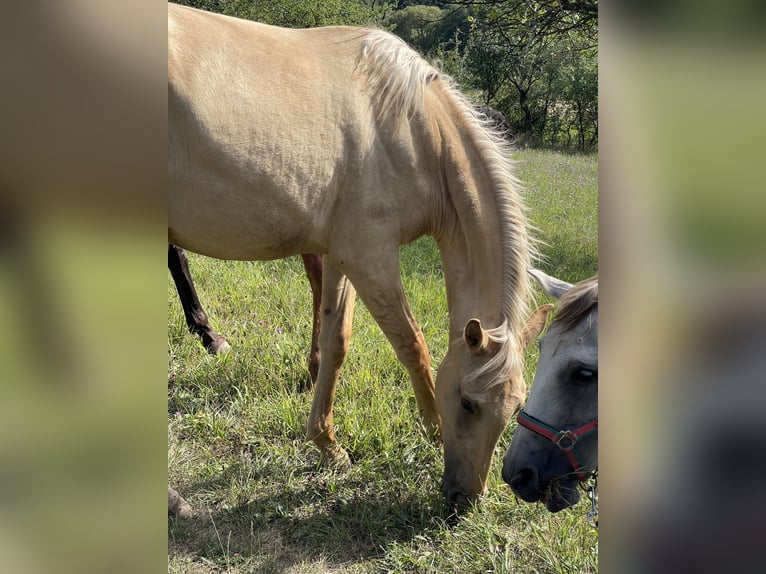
left=552, top=276, right=598, bottom=333
left=463, top=324, right=524, bottom=402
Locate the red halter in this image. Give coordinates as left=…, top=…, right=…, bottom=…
left=516, top=410, right=598, bottom=481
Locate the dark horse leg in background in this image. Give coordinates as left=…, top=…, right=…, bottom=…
left=168, top=243, right=231, bottom=354
left=301, top=253, right=322, bottom=389
left=168, top=244, right=323, bottom=390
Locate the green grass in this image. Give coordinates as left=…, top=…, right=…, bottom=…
left=168, top=149, right=598, bottom=573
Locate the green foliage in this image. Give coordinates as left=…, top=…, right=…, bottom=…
left=168, top=149, right=598, bottom=572
left=461, top=1, right=598, bottom=149
left=176, top=0, right=388, bottom=27
left=384, top=5, right=469, bottom=54
left=385, top=5, right=443, bottom=51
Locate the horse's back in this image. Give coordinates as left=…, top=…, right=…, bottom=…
left=168, top=4, right=372, bottom=260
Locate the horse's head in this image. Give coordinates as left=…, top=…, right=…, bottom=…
left=437, top=309, right=550, bottom=512
left=503, top=270, right=598, bottom=512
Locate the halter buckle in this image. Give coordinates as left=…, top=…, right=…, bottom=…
left=555, top=430, right=577, bottom=450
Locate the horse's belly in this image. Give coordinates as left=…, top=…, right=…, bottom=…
left=168, top=176, right=325, bottom=261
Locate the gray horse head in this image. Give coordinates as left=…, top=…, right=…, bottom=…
left=503, top=270, right=598, bottom=512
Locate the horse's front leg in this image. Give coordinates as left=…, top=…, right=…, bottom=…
left=306, top=258, right=356, bottom=468
left=342, top=250, right=441, bottom=439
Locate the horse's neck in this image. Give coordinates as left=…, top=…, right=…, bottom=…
left=435, top=135, right=509, bottom=337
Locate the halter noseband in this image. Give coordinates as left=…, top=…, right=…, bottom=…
left=516, top=410, right=598, bottom=481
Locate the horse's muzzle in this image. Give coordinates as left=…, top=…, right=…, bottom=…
left=503, top=464, right=542, bottom=502
left=442, top=479, right=480, bottom=514
left=503, top=463, right=581, bottom=512
left=449, top=491, right=471, bottom=513
left=542, top=484, right=580, bottom=512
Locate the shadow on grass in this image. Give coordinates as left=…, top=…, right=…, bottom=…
left=169, top=466, right=448, bottom=571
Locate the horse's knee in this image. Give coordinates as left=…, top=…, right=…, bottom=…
left=334, top=330, right=351, bottom=357
left=319, top=324, right=350, bottom=365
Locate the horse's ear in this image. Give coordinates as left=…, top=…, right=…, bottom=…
left=519, top=304, right=554, bottom=349
left=529, top=268, right=572, bottom=300
left=464, top=318, right=489, bottom=354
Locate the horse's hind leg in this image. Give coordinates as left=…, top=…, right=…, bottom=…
left=306, top=258, right=356, bottom=468
left=341, top=251, right=441, bottom=439
left=168, top=244, right=230, bottom=354
left=300, top=254, right=323, bottom=390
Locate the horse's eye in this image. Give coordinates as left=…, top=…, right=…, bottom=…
left=460, top=396, right=475, bottom=414
left=573, top=367, right=597, bottom=385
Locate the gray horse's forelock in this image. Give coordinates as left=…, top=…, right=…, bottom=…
left=552, top=276, right=598, bottom=334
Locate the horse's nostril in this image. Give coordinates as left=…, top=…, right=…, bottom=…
left=509, top=467, right=540, bottom=500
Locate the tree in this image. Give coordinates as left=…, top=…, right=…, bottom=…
left=455, top=0, right=597, bottom=147
left=174, top=0, right=387, bottom=28
left=384, top=5, right=469, bottom=54
left=447, top=0, right=597, bottom=45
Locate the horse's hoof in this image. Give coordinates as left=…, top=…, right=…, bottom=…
left=168, top=487, right=193, bottom=519
left=298, top=372, right=315, bottom=393
left=319, top=445, right=352, bottom=470
left=208, top=339, right=231, bottom=355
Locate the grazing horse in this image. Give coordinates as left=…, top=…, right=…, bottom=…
left=168, top=244, right=323, bottom=387
left=503, top=270, right=598, bottom=512
left=168, top=4, right=534, bottom=508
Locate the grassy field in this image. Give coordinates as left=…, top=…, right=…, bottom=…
left=168, top=148, right=598, bottom=573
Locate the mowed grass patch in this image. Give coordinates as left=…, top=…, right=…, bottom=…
left=168, top=148, right=598, bottom=573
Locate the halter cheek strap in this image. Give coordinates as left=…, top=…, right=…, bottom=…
left=516, top=410, right=598, bottom=482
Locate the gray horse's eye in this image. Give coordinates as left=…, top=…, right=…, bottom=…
left=460, top=396, right=475, bottom=414
left=572, top=366, right=597, bottom=385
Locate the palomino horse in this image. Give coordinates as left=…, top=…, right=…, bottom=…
left=169, top=4, right=534, bottom=508
left=503, top=270, right=598, bottom=512
left=168, top=244, right=323, bottom=388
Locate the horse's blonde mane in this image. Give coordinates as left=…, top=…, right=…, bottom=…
left=357, top=30, right=441, bottom=120
left=357, top=30, right=536, bottom=398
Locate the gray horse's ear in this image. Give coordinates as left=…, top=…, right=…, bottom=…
left=464, top=318, right=489, bottom=354
left=519, top=304, right=554, bottom=349
left=529, top=268, right=572, bottom=300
